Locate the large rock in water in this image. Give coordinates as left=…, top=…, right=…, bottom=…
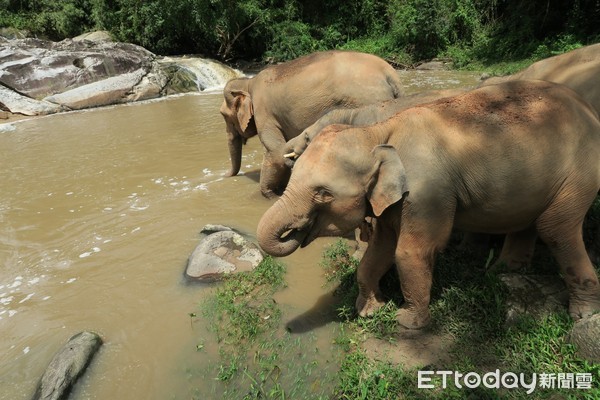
left=32, top=331, right=102, bottom=400
left=185, top=226, right=264, bottom=282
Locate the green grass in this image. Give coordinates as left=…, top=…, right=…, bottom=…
left=327, top=236, right=600, bottom=400
left=193, top=256, right=337, bottom=399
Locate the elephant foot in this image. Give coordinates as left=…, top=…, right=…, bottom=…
left=568, top=292, right=600, bottom=321
left=396, top=305, right=431, bottom=329
left=356, top=293, right=385, bottom=317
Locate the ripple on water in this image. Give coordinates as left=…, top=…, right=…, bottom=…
left=0, top=274, right=51, bottom=320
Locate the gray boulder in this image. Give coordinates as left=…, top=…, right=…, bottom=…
left=72, top=31, right=113, bottom=43
left=0, top=35, right=243, bottom=116
left=567, top=314, right=600, bottom=363
left=43, top=69, right=148, bottom=110
left=32, top=331, right=102, bottom=400
left=0, top=37, right=155, bottom=100
left=499, top=273, right=569, bottom=325
left=0, top=85, right=65, bottom=116
left=185, top=228, right=264, bottom=282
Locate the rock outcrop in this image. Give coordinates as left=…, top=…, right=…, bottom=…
left=0, top=34, right=243, bottom=117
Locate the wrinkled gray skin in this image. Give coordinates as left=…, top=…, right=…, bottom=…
left=219, top=50, right=403, bottom=198
left=257, top=80, right=600, bottom=330
left=481, top=44, right=600, bottom=265
left=283, top=88, right=468, bottom=168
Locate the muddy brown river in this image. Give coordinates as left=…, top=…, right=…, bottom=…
left=0, top=70, right=481, bottom=399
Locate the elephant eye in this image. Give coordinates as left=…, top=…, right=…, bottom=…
left=314, top=187, right=334, bottom=204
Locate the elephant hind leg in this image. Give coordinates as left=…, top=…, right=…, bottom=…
left=535, top=189, right=600, bottom=320
left=492, top=225, right=537, bottom=272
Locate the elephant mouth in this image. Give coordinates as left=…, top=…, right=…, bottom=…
left=278, top=216, right=318, bottom=249
left=279, top=225, right=313, bottom=249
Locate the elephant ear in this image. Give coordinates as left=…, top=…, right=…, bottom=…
left=367, top=145, right=409, bottom=217
left=231, top=90, right=254, bottom=134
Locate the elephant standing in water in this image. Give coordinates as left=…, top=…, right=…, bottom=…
left=257, top=80, right=600, bottom=329
left=219, top=50, right=403, bottom=198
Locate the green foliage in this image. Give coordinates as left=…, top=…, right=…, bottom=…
left=2, top=0, right=599, bottom=64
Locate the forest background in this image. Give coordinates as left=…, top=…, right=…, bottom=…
left=1, top=0, right=600, bottom=69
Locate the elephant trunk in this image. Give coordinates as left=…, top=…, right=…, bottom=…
left=226, top=132, right=242, bottom=177
left=257, top=199, right=307, bottom=257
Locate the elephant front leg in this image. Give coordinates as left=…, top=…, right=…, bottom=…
left=394, top=244, right=434, bottom=329
left=259, top=151, right=291, bottom=198
left=355, top=220, right=395, bottom=317
left=394, top=219, right=453, bottom=329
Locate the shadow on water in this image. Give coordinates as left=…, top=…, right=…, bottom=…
left=240, top=169, right=261, bottom=183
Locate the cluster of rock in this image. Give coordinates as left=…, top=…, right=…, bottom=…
left=0, top=31, right=243, bottom=117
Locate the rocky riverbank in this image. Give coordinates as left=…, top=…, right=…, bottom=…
left=0, top=31, right=243, bottom=120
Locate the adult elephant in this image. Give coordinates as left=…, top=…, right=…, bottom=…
left=482, top=43, right=600, bottom=265
left=257, top=80, right=600, bottom=329
left=219, top=50, right=403, bottom=198
left=480, top=43, right=600, bottom=112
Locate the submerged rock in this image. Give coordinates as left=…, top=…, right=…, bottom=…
left=185, top=228, right=264, bottom=283
left=567, top=314, right=600, bottom=363
left=32, top=331, right=102, bottom=400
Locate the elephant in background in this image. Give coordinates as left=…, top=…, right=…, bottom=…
left=480, top=43, right=600, bottom=112
left=257, top=80, right=600, bottom=329
left=482, top=43, right=600, bottom=265
left=219, top=50, right=403, bottom=198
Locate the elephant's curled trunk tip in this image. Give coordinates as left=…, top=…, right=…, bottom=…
left=257, top=202, right=304, bottom=258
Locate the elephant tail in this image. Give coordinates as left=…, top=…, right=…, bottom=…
left=386, top=72, right=404, bottom=99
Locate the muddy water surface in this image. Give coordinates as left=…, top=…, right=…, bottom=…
left=0, top=70, right=481, bottom=399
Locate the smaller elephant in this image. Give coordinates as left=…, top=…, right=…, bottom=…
left=257, top=80, right=600, bottom=329
left=219, top=50, right=403, bottom=198
left=282, top=88, right=468, bottom=168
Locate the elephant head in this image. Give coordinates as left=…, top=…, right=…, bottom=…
left=257, top=127, right=409, bottom=257
left=220, top=78, right=258, bottom=176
